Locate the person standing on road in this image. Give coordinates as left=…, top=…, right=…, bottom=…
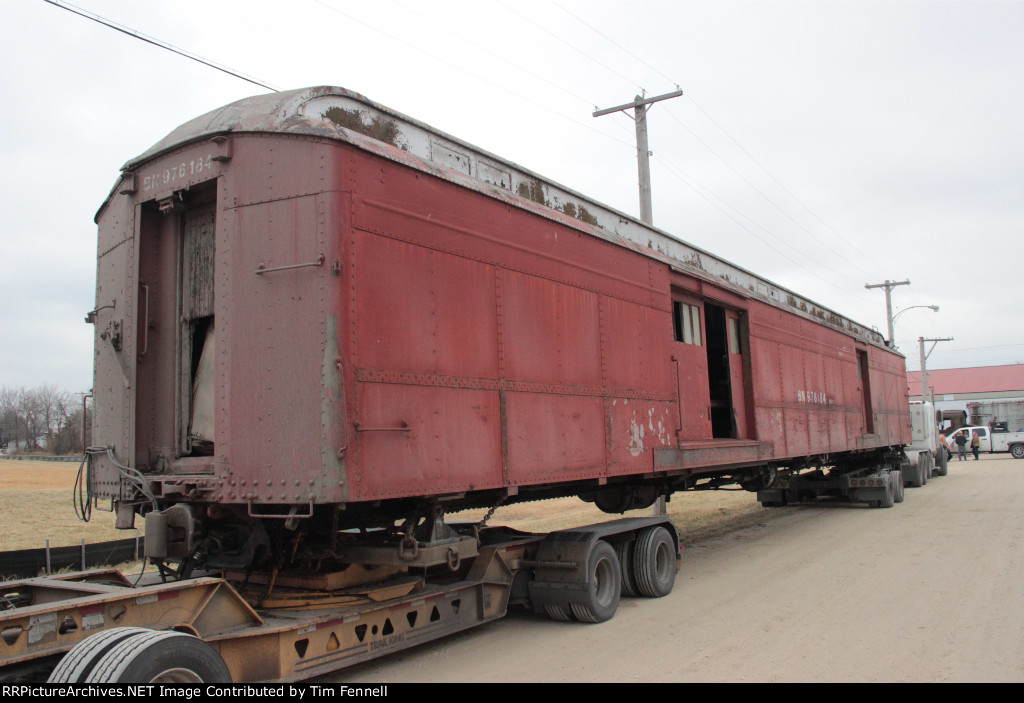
left=938, top=430, right=952, bottom=462
left=971, top=431, right=981, bottom=460
left=955, top=431, right=968, bottom=461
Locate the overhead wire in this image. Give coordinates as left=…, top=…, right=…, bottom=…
left=48, top=0, right=892, bottom=310
left=42, top=0, right=280, bottom=91
left=651, top=154, right=877, bottom=301
left=312, top=0, right=638, bottom=152
left=542, top=0, right=892, bottom=284
left=680, top=94, right=892, bottom=276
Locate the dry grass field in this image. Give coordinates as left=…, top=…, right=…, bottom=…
left=0, top=458, right=141, bottom=551
left=1, top=457, right=779, bottom=553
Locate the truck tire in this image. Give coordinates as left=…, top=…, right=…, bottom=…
left=906, top=460, right=922, bottom=488
left=48, top=627, right=151, bottom=683
left=632, top=526, right=677, bottom=598
left=893, top=470, right=905, bottom=504
left=1011, top=444, right=1024, bottom=460
left=936, top=448, right=949, bottom=475
left=544, top=603, right=572, bottom=622
left=568, top=540, right=620, bottom=623
left=614, top=540, right=639, bottom=597
left=83, top=630, right=231, bottom=683
left=870, top=473, right=895, bottom=509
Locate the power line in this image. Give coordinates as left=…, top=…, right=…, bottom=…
left=494, top=0, right=650, bottom=96
left=312, top=0, right=638, bottom=152
left=42, top=0, right=279, bottom=91
left=546, top=0, right=891, bottom=281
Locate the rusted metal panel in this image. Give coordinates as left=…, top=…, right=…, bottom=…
left=605, top=399, right=675, bottom=476
left=505, top=393, right=606, bottom=484
left=500, top=271, right=603, bottom=388
left=224, top=192, right=341, bottom=502
left=353, top=230, right=500, bottom=379
left=353, top=384, right=503, bottom=499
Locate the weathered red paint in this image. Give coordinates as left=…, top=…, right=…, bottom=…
left=89, top=87, right=909, bottom=523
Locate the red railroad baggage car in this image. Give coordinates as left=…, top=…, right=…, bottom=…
left=88, top=86, right=910, bottom=571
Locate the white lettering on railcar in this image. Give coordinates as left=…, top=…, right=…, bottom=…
left=142, top=154, right=214, bottom=192
left=797, top=390, right=833, bottom=405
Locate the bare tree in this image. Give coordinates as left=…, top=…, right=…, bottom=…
left=0, top=384, right=89, bottom=455
left=1, top=385, right=25, bottom=452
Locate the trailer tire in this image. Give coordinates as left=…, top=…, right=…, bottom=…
left=632, top=526, right=677, bottom=598
left=1011, top=444, right=1024, bottom=460
left=567, top=540, right=620, bottom=623
left=937, top=449, right=949, bottom=475
left=84, top=630, right=231, bottom=683
left=877, top=474, right=895, bottom=509
left=893, top=470, right=905, bottom=504
left=906, top=460, right=922, bottom=488
left=544, top=603, right=572, bottom=622
left=869, top=473, right=896, bottom=509
left=48, top=627, right=151, bottom=683
left=615, top=540, right=639, bottom=597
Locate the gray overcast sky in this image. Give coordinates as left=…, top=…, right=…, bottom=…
left=2, top=0, right=1022, bottom=393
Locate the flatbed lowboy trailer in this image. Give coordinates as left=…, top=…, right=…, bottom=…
left=1, top=519, right=677, bottom=682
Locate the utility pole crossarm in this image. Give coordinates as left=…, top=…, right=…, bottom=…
left=918, top=336, right=954, bottom=400
left=865, top=279, right=911, bottom=345
left=591, top=89, right=684, bottom=117
left=593, top=89, right=683, bottom=227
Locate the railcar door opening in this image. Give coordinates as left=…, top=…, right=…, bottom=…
left=133, top=180, right=218, bottom=470
left=179, top=198, right=216, bottom=457
left=857, top=348, right=874, bottom=434
left=703, top=302, right=750, bottom=439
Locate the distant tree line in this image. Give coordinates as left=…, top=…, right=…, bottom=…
left=0, top=384, right=91, bottom=455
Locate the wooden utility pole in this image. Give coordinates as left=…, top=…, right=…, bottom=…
left=919, top=336, right=954, bottom=400
left=594, top=89, right=682, bottom=225
left=865, top=279, right=910, bottom=345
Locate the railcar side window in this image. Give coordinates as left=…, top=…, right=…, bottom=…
left=673, top=301, right=702, bottom=345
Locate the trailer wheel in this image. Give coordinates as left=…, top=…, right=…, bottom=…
left=875, top=474, right=895, bottom=509
left=83, top=630, right=231, bottom=683
left=48, top=627, right=151, bottom=683
left=544, top=604, right=572, bottom=622
left=632, top=526, right=677, bottom=598
left=567, top=540, right=620, bottom=623
left=615, top=540, right=638, bottom=597
left=937, top=449, right=949, bottom=474
left=1011, top=444, right=1024, bottom=460
left=905, top=460, right=922, bottom=488
left=892, top=470, right=905, bottom=504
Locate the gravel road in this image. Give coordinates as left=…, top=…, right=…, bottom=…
left=319, top=453, right=1024, bottom=683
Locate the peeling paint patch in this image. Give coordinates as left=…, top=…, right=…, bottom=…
left=628, top=415, right=645, bottom=456
left=627, top=406, right=673, bottom=456
left=323, top=107, right=406, bottom=149
left=516, top=178, right=548, bottom=206
left=557, top=201, right=600, bottom=226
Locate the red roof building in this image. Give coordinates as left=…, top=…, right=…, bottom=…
left=907, top=363, right=1024, bottom=402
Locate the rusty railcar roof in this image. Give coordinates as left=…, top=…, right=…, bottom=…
left=105, top=86, right=890, bottom=350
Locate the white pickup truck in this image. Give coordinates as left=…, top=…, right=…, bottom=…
left=945, top=424, right=1024, bottom=459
